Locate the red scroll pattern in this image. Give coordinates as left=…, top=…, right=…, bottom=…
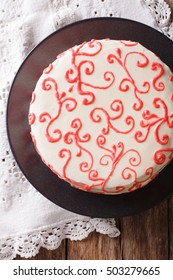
left=29, top=39, right=173, bottom=193
left=135, top=98, right=173, bottom=145
left=39, top=77, right=77, bottom=143
left=90, top=101, right=135, bottom=135
left=65, top=39, right=115, bottom=105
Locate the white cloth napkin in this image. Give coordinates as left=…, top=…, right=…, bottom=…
left=0, top=0, right=172, bottom=260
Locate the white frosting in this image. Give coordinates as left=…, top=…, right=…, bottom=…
left=29, top=39, right=173, bottom=194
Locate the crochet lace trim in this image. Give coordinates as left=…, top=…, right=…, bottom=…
left=0, top=218, right=120, bottom=259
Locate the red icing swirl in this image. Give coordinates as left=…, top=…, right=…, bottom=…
left=107, top=50, right=150, bottom=111
left=151, top=62, right=165, bottom=91
left=28, top=113, right=36, bottom=125
left=153, top=148, right=173, bottom=165
left=135, top=97, right=173, bottom=145
left=43, top=64, right=53, bottom=74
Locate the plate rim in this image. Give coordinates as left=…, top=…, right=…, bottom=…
left=6, top=17, right=173, bottom=218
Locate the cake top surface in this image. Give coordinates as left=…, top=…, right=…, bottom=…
left=29, top=39, right=173, bottom=194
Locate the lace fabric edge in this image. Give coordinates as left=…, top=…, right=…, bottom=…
left=0, top=218, right=120, bottom=260
left=143, top=0, right=173, bottom=40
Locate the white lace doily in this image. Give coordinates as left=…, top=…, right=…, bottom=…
left=0, top=0, right=173, bottom=260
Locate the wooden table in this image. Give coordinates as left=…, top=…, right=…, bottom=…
left=16, top=0, right=173, bottom=260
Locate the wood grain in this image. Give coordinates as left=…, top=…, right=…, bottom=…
left=166, top=0, right=173, bottom=20
left=168, top=196, right=173, bottom=259
left=165, top=1, right=173, bottom=260
left=15, top=1, right=173, bottom=260
left=165, top=0, right=173, bottom=260
left=166, top=0, right=173, bottom=257
left=67, top=221, right=122, bottom=260
left=66, top=200, right=169, bottom=260
left=120, top=201, right=169, bottom=260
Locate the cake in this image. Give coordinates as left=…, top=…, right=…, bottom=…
left=28, top=39, right=173, bottom=194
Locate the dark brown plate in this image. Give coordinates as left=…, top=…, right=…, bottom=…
left=7, top=18, right=173, bottom=218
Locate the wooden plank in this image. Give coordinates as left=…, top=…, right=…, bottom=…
left=159, top=0, right=173, bottom=261
left=67, top=199, right=170, bottom=260
left=67, top=221, right=122, bottom=260
left=158, top=0, right=173, bottom=261
left=15, top=240, right=66, bottom=260
left=120, top=200, right=168, bottom=259
left=166, top=0, right=173, bottom=8
left=168, top=196, right=173, bottom=259
left=165, top=0, right=173, bottom=20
